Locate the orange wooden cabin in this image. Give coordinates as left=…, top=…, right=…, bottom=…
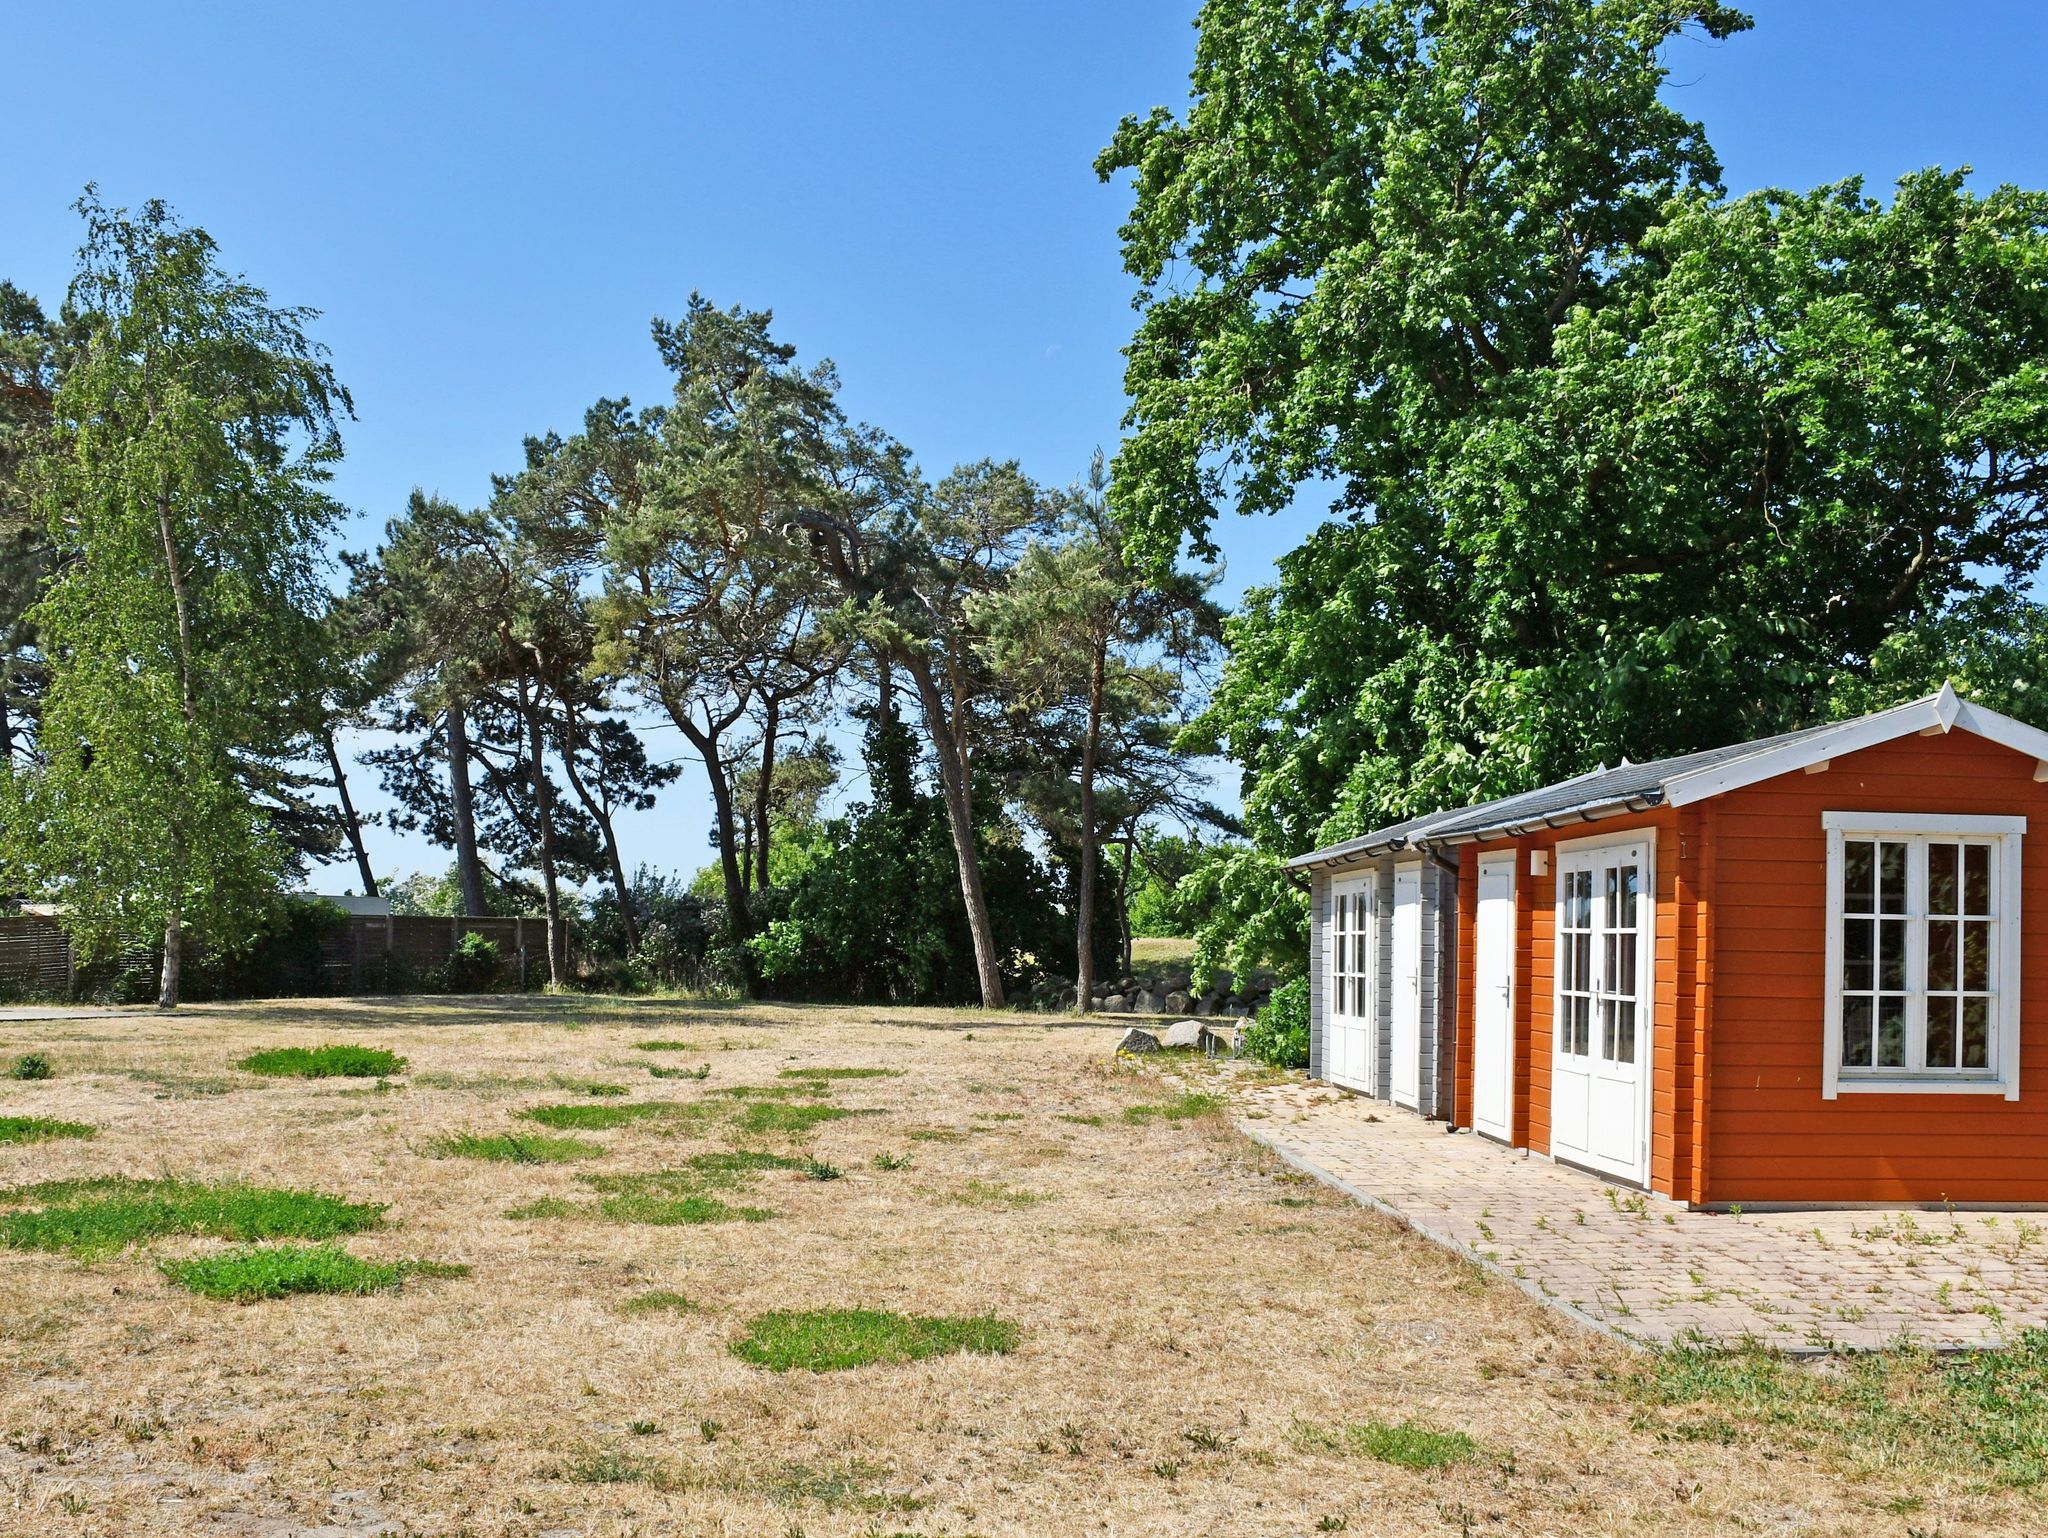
left=1293, top=686, right=2048, bottom=1208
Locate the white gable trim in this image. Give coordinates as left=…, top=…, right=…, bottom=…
left=1662, top=686, right=2048, bottom=808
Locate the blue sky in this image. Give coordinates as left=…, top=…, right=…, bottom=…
left=7, top=2, right=2047, bottom=893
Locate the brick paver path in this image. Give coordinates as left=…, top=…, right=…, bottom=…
left=1238, top=1082, right=2048, bottom=1352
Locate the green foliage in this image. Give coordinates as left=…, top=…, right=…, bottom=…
left=156, top=1242, right=465, bottom=1302
left=446, top=931, right=502, bottom=992
left=1098, top=1, right=2048, bottom=977
left=0, top=1177, right=383, bottom=1259
left=237, top=1044, right=406, bottom=1079
left=1240, top=976, right=1310, bottom=1070
left=1124, top=833, right=1214, bottom=938
left=425, top=1130, right=602, bottom=1163
left=729, top=1308, right=1020, bottom=1373
left=0, top=1115, right=94, bottom=1143
left=748, top=713, right=1066, bottom=1003
left=0, top=195, right=350, bottom=1002
left=7, top=1053, right=52, bottom=1081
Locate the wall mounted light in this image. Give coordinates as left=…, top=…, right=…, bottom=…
left=1529, top=849, right=1550, bottom=877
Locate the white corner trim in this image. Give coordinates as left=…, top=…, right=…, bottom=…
left=1821, top=811, right=2026, bottom=835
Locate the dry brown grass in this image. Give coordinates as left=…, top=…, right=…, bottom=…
left=0, top=994, right=2032, bottom=1536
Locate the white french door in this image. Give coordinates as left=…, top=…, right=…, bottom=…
left=1552, top=836, right=1653, bottom=1185
left=1390, top=865, right=1422, bottom=1108
left=1325, top=875, right=1376, bottom=1093
left=1472, top=854, right=1516, bottom=1142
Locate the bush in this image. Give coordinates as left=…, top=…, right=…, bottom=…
left=445, top=931, right=501, bottom=992
left=7, top=1053, right=52, bottom=1081
left=1240, top=974, right=1309, bottom=1069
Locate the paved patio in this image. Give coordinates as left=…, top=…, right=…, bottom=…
left=1237, top=1081, right=2048, bottom=1353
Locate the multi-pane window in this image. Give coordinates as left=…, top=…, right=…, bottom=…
left=1825, top=815, right=2022, bottom=1096
left=1557, top=868, right=1594, bottom=1056
left=1600, top=863, right=1641, bottom=1065
left=1331, top=886, right=1371, bottom=1018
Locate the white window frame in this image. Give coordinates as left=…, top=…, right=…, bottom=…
left=1326, top=872, right=1374, bottom=1026
left=1821, top=811, right=2024, bottom=1100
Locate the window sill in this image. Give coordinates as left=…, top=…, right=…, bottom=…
left=1831, top=1077, right=2012, bottom=1097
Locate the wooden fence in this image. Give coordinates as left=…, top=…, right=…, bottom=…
left=0, top=912, right=562, bottom=998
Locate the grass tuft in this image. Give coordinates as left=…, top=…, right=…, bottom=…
left=549, top=1074, right=629, bottom=1096
left=647, top=1063, right=711, bottom=1080
left=427, top=1130, right=602, bottom=1163
left=0, top=1177, right=384, bottom=1259
left=7, top=1053, right=53, bottom=1081
left=520, top=1102, right=678, bottom=1131
left=1120, top=1091, right=1226, bottom=1125
left=803, top=1157, right=843, bottom=1182
left=0, top=1115, right=96, bottom=1144
left=634, top=1040, right=696, bottom=1053
left=618, top=1288, right=697, bottom=1317
left=731, top=1308, right=1019, bottom=1373
left=237, top=1045, right=406, bottom=1079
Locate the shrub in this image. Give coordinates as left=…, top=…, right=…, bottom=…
left=445, top=931, right=502, bottom=992
left=7, top=1053, right=52, bottom=1081
left=730, top=1308, right=1020, bottom=1372
left=237, top=1045, right=406, bottom=1079
left=1240, top=974, right=1309, bottom=1069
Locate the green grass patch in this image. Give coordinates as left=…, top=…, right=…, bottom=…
left=0, top=1115, right=96, bottom=1144
left=1056, top=1112, right=1104, bottom=1127
left=730, top=1308, right=1019, bottom=1373
left=157, top=1243, right=467, bottom=1302
left=1628, top=1334, right=2048, bottom=1489
left=504, top=1196, right=580, bottom=1220
left=236, top=1045, right=406, bottom=1079
left=549, top=1074, right=629, bottom=1096
left=647, top=1063, right=710, bottom=1080
left=634, top=1040, right=696, bottom=1053
left=596, top=1192, right=773, bottom=1225
left=950, top=1179, right=1051, bottom=1209
left=1120, top=1091, right=1226, bottom=1125
left=718, top=1083, right=832, bottom=1101
left=0, top=1177, right=385, bottom=1260
left=520, top=1102, right=680, bottom=1131
left=7, top=1053, right=52, bottom=1081
left=1311, top=1418, right=1479, bottom=1470
left=686, top=1150, right=809, bottom=1175
left=779, top=1067, right=904, bottom=1081
left=618, top=1288, right=697, bottom=1317
left=734, top=1101, right=851, bottom=1137
left=427, top=1130, right=602, bottom=1163
left=561, top=1449, right=681, bottom=1488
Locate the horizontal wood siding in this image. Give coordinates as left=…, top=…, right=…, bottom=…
left=1706, top=730, right=2048, bottom=1205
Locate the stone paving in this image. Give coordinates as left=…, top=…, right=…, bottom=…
left=1237, top=1081, right=2048, bottom=1353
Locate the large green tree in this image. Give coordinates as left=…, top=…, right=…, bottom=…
left=0, top=195, right=348, bottom=1006
left=1098, top=0, right=2048, bottom=975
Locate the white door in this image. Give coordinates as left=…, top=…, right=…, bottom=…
left=1472, top=854, right=1516, bottom=1142
left=1324, top=876, right=1375, bottom=1093
left=1390, top=865, right=1422, bottom=1108
left=1552, top=837, right=1653, bottom=1184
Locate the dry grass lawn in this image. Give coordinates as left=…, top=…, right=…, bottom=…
left=0, top=994, right=2038, bottom=1536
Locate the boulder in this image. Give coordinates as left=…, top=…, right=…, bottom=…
left=1160, top=1019, right=1203, bottom=1049
left=1132, top=989, right=1159, bottom=1014
left=1102, top=993, right=1129, bottom=1013
left=1165, top=990, right=1192, bottom=1016
left=1114, top=1026, right=1161, bottom=1055
left=1192, top=994, right=1215, bottom=1017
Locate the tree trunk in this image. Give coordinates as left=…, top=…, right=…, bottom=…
left=903, top=653, right=1005, bottom=1008
left=323, top=727, right=378, bottom=897
left=556, top=703, right=637, bottom=954
left=519, top=673, right=565, bottom=987
left=752, top=696, right=780, bottom=892
left=666, top=701, right=755, bottom=981
left=0, top=681, right=13, bottom=766
left=158, top=908, right=182, bottom=1010
left=1117, top=830, right=1136, bottom=979
left=446, top=702, right=488, bottom=917
left=1073, top=639, right=1106, bottom=1015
